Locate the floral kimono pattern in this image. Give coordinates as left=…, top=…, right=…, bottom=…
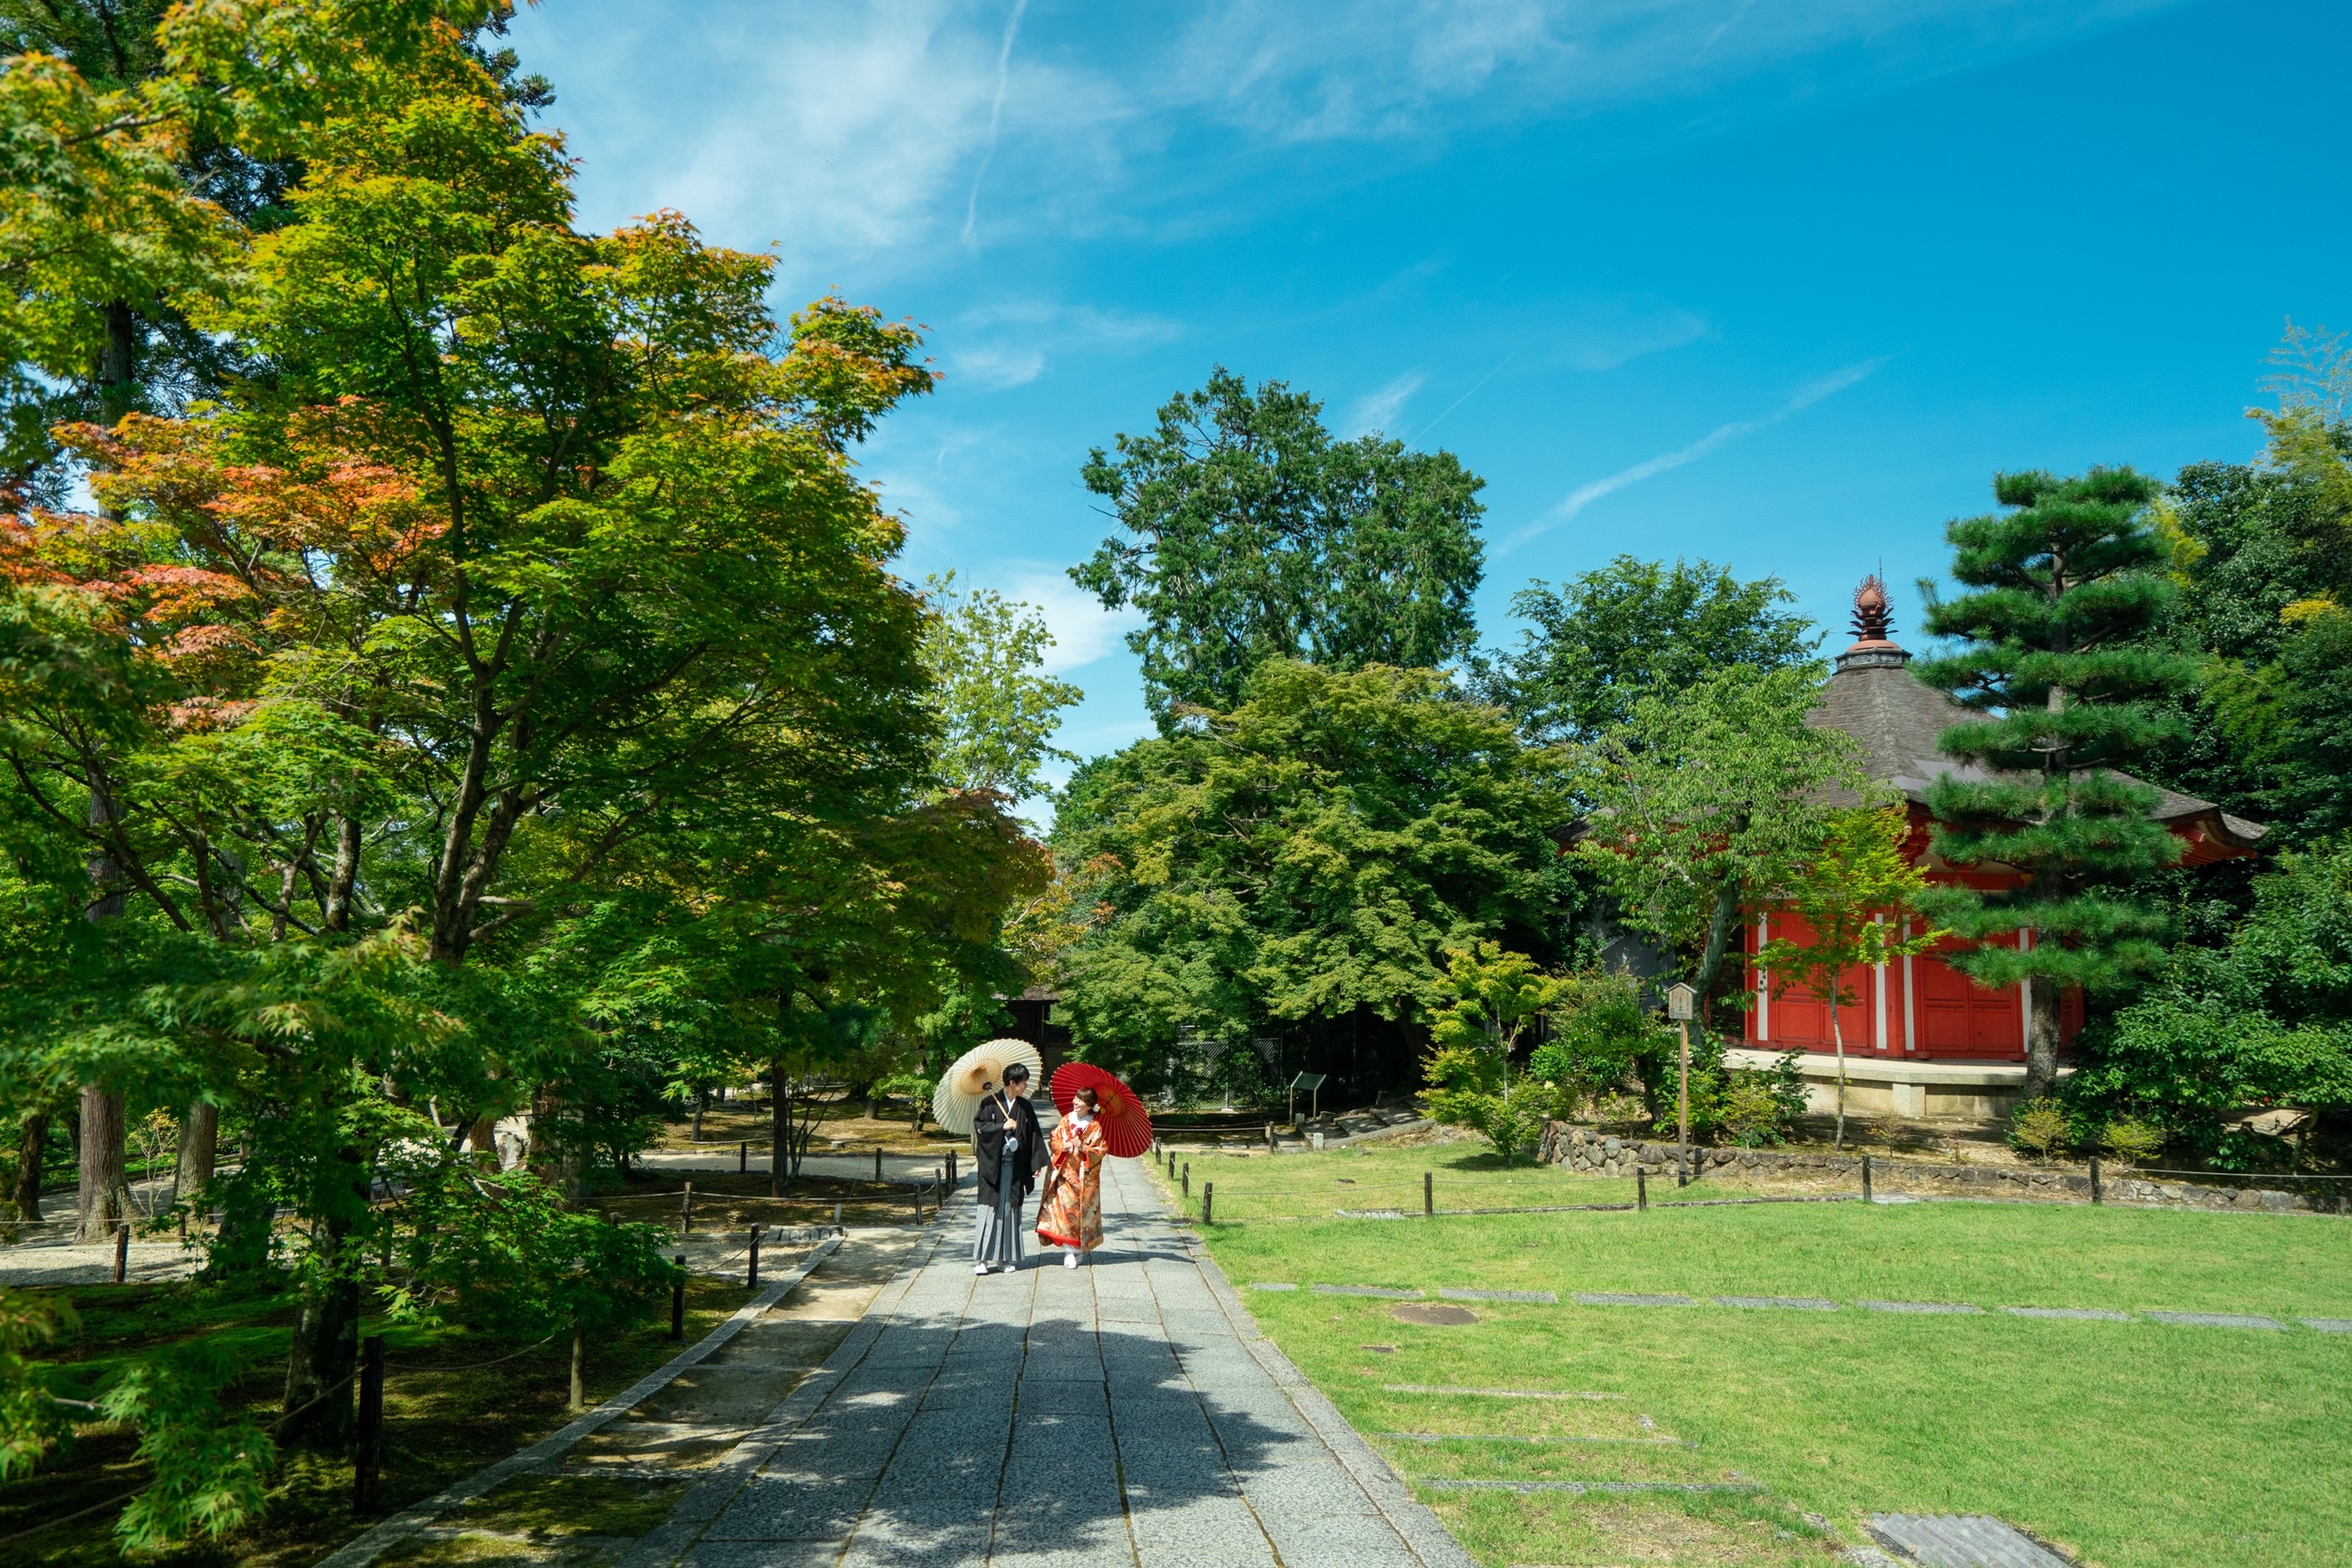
left=1036, top=1115, right=1108, bottom=1251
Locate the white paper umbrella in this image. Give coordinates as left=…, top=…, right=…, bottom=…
left=931, top=1038, right=1045, bottom=1135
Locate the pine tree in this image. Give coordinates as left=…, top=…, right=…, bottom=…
left=1915, top=467, right=2196, bottom=1096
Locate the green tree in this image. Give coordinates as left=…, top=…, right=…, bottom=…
left=920, top=571, right=1082, bottom=800
left=2073, top=839, right=2352, bottom=1164
left=1756, top=806, right=1941, bottom=1148
left=1915, top=467, right=2195, bottom=1097
left=1571, top=663, right=1873, bottom=1013
left=1052, top=661, right=1573, bottom=1075
left=1479, top=555, right=1818, bottom=744
left=1072, top=368, right=1485, bottom=729
left=1420, top=942, right=1568, bottom=1165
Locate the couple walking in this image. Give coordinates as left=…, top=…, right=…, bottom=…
left=972, top=1062, right=1107, bottom=1274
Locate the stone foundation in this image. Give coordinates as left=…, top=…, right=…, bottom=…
left=1535, top=1123, right=2346, bottom=1214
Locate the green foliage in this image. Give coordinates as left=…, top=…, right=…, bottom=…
left=1703, top=1051, right=1809, bottom=1148
left=1756, top=806, right=1941, bottom=1145
left=920, top=571, right=1083, bottom=801
left=1916, top=468, right=2194, bottom=1070
left=1528, top=967, right=1676, bottom=1111
left=1422, top=1046, right=1561, bottom=1166
left=1051, top=662, right=1574, bottom=1072
left=1072, top=368, right=1485, bottom=728
left=2008, top=1098, right=2072, bottom=1162
left=1572, top=663, right=1872, bottom=1003
left=2101, top=1117, right=2164, bottom=1166
left=1425, top=942, right=1567, bottom=1056
left=0, top=1287, right=74, bottom=1481
left=1478, top=554, right=1819, bottom=744
left=392, top=1166, right=675, bottom=1339
left=98, top=1336, right=276, bottom=1552
left=2072, top=840, right=2352, bottom=1162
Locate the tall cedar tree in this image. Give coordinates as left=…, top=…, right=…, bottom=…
left=1915, top=468, right=2195, bottom=1096
left=1072, top=368, right=1484, bottom=730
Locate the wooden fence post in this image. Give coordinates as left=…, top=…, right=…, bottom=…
left=746, top=1225, right=762, bottom=1288
left=2089, top=1156, right=2103, bottom=1205
left=738, top=1141, right=746, bottom=1173
left=1636, top=1168, right=1648, bottom=1212
left=1424, top=1170, right=1433, bottom=1217
left=875, top=1146, right=883, bottom=1182
left=681, top=1182, right=694, bottom=1236
left=1862, top=1155, right=1874, bottom=1204
left=1202, top=1182, right=1214, bottom=1225
left=671, top=1254, right=686, bottom=1341
left=113, top=1221, right=128, bottom=1284
left=568, top=1313, right=585, bottom=1412
left=1182, top=1162, right=1190, bottom=1197
left=353, top=1334, right=384, bottom=1513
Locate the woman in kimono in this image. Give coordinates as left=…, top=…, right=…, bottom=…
left=972, top=1063, right=1047, bottom=1274
left=1036, top=1085, right=1108, bottom=1267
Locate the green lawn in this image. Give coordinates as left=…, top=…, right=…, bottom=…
left=1170, top=1153, right=2352, bottom=1568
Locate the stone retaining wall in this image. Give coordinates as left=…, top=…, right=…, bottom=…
left=1536, top=1122, right=2346, bottom=1214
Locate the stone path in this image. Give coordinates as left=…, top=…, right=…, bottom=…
left=625, top=1157, right=1474, bottom=1568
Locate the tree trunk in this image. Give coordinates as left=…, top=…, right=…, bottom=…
left=98, top=300, right=138, bottom=425
left=2023, top=972, right=2062, bottom=1100
left=769, top=1059, right=789, bottom=1199
left=281, top=1224, right=361, bottom=1446
left=690, top=1088, right=703, bottom=1142
left=75, top=1087, right=128, bottom=1243
left=12, top=1111, right=48, bottom=1223
left=282, top=1138, right=369, bottom=1446
left=1830, top=977, right=1848, bottom=1152
left=1693, top=879, right=1743, bottom=1003
left=468, top=1115, right=499, bottom=1168
left=178, top=1101, right=218, bottom=1198
left=569, top=1314, right=585, bottom=1411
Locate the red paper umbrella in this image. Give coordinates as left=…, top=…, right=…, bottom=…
left=1049, top=1062, right=1154, bottom=1159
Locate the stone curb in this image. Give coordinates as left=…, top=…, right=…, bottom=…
left=309, top=1237, right=842, bottom=1568
left=1185, top=1199, right=1481, bottom=1568
left=615, top=1226, right=947, bottom=1568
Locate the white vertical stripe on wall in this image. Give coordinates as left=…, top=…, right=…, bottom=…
left=1873, top=912, right=1888, bottom=1051
left=1902, top=919, right=1917, bottom=1053
left=1755, top=914, right=1770, bottom=1042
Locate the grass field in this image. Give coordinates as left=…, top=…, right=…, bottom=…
left=1168, top=1145, right=2352, bottom=1568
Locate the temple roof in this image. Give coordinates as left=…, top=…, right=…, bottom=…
left=1807, top=579, right=2265, bottom=861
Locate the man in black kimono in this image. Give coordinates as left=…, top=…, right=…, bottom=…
left=972, top=1063, right=1048, bottom=1274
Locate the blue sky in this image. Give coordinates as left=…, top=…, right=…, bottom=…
left=505, top=0, right=2350, bottom=794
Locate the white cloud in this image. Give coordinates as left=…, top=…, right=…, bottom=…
left=1345, top=370, right=1426, bottom=436
left=950, top=343, right=1049, bottom=390
left=519, top=2, right=2179, bottom=281
left=1498, top=355, right=1888, bottom=554
left=1004, top=571, right=1146, bottom=674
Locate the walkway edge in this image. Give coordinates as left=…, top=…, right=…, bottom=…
left=1181, top=1223, right=1483, bottom=1568
left=616, top=1221, right=950, bottom=1568
left=310, top=1235, right=843, bottom=1568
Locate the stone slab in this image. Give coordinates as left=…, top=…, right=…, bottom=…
left=1866, top=1513, right=2074, bottom=1567
left=2144, top=1310, right=2283, bottom=1330
left=1574, top=1291, right=1696, bottom=1307
left=1382, top=1383, right=1624, bottom=1400
left=1437, top=1288, right=1558, bottom=1304
left=1858, top=1300, right=1987, bottom=1316
left=2003, top=1306, right=2134, bottom=1322
left=2300, top=1317, right=2352, bottom=1333
left=1309, top=1283, right=1424, bottom=1299
left=1716, top=1295, right=1839, bottom=1311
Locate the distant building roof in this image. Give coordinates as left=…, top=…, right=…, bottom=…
left=1809, top=577, right=2264, bottom=862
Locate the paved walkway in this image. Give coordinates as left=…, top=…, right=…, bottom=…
left=625, top=1158, right=1473, bottom=1568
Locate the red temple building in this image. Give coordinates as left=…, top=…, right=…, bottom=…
left=1726, top=577, right=2266, bottom=1119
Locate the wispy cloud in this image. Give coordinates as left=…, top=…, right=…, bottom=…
left=1498, top=356, right=1889, bottom=555
left=1345, top=370, right=1426, bottom=435
left=950, top=343, right=1049, bottom=390
left=961, top=0, right=1031, bottom=245
left=1004, top=570, right=1144, bottom=673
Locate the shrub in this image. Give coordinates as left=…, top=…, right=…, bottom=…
left=1709, top=1051, right=1809, bottom=1147
left=2101, top=1117, right=2165, bottom=1167
left=1423, top=1045, right=1564, bottom=1165
left=2009, top=1097, right=2071, bottom=1162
